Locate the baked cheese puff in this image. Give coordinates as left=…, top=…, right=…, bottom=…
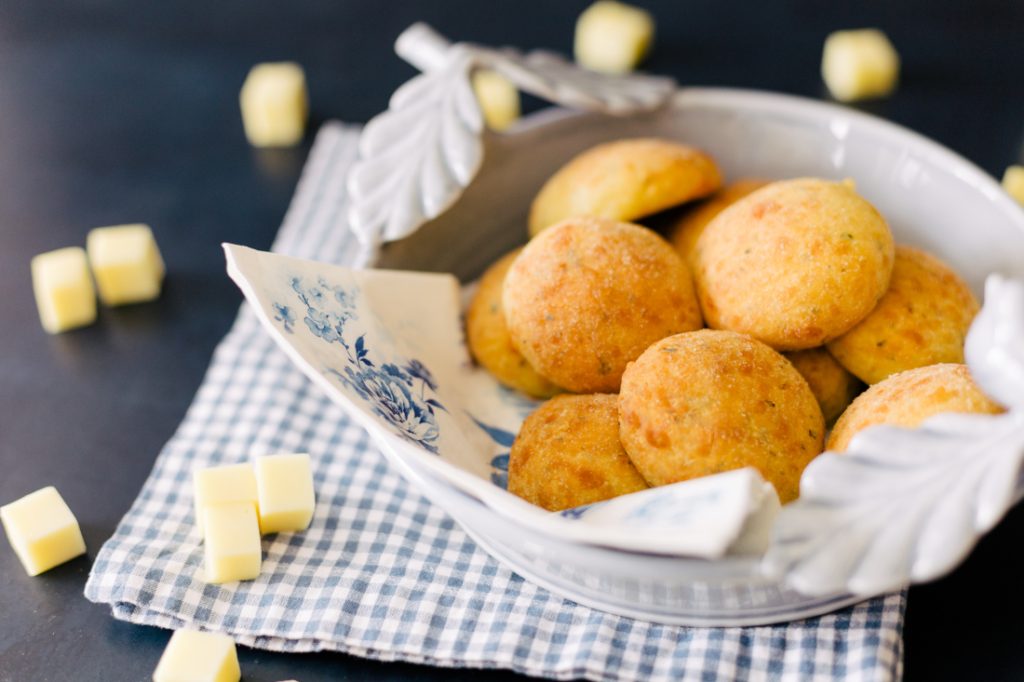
left=669, top=179, right=769, bottom=268
left=508, top=393, right=649, bottom=511
left=826, top=245, right=979, bottom=385
left=466, top=249, right=561, bottom=399
left=827, top=363, right=1003, bottom=452
left=619, top=330, right=824, bottom=503
left=784, top=347, right=863, bottom=425
left=503, top=217, right=703, bottom=393
left=694, top=178, right=895, bottom=350
left=527, top=138, right=722, bottom=237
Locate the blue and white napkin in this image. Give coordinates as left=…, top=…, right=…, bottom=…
left=85, top=123, right=906, bottom=681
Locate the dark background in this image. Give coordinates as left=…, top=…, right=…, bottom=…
left=1, top=1, right=1022, bottom=680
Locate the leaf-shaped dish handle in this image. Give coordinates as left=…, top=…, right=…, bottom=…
left=965, top=274, right=1024, bottom=409
left=762, top=273, right=1024, bottom=596
left=346, top=23, right=676, bottom=253
left=347, top=46, right=483, bottom=250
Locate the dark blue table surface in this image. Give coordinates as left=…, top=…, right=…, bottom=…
left=1, top=1, right=1023, bottom=680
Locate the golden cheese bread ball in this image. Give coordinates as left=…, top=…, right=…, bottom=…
left=784, top=347, right=862, bottom=425
left=694, top=178, right=895, bottom=350
left=618, top=330, right=824, bottom=503
left=528, top=138, right=722, bottom=237
left=826, top=245, right=979, bottom=385
left=508, top=393, right=649, bottom=511
left=669, top=179, right=769, bottom=268
left=827, top=363, right=1003, bottom=452
left=466, top=249, right=561, bottom=399
left=503, top=216, right=703, bottom=393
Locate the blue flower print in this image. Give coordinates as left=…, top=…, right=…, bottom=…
left=489, top=453, right=509, bottom=489
left=403, top=359, right=438, bottom=391
left=272, top=303, right=295, bottom=333
left=303, top=307, right=343, bottom=343
left=307, top=286, right=326, bottom=305
left=335, top=365, right=440, bottom=453
left=382, top=363, right=412, bottom=385
left=469, top=415, right=516, bottom=489
left=279, top=275, right=357, bottom=344
left=334, top=287, right=355, bottom=309
left=560, top=504, right=592, bottom=519
left=279, top=275, right=445, bottom=455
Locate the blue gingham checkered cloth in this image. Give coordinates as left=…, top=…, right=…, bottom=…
left=84, top=122, right=906, bottom=681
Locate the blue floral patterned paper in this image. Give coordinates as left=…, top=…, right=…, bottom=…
left=277, top=275, right=447, bottom=454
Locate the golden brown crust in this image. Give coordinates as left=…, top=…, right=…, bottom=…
left=508, top=393, right=648, bottom=511
left=827, top=363, right=1003, bottom=452
left=669, top=179, right=769, bottom=268
left=694, top=178, right=895, bottom=350
left=503, top=217, right=704, bottom=393
left=618, top=330, right=824, bottom=503
left=784, top=347, right=863, bottom=425
left=528, top=138, right=723, bottom=237
left=466, top=249, right=561, bottom=398
left=826, top=245, right=979, bottom=385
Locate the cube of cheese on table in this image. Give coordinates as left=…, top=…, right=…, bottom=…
left=193, top=463, right=258, bottom=525
left=574, top=1, right=655, bottom=74
left=1, top=486, right=86, bottom=576
left=472, top=70, right=520, bottom=131
left=240, top=62, right=308, bottom=147
left=152, top=628, right=240, bottom=682
left=254, top=453, right=315, bottom=534
left=203, top=501, right=262, bottom=583
left=1003, top=165, right=1024, bottom=206
left=821, top=29, right=900, bottom=102
left=31, top=247, right=97, bottom=334
left=87, top=224, right=165, bottom=306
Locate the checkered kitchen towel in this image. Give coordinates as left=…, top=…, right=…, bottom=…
left=85, top=122, right=906, bottom=681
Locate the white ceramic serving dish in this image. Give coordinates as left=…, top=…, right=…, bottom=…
left=226, top=25, right=1024, bottom=625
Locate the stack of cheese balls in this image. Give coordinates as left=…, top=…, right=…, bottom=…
left=465, top=138, right=1002, bottom=511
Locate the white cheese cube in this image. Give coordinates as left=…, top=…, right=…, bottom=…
left=31, top=247, right=97, bottom=334
left=574, top=1, right=655, bottom=74
left=239, top=62, right=308, bottom=147
left=1, top=486, right=86, bottom=576
left=152, top=628, right=240, bottom=682
left=472, top=70, right=520, bottom=131
left=203, top=502, right=261, bottom=583
left=254, top=453, right=315, bottom=534
left=1003, top=165, right=1024, bottom=207
left=193, top=463, right=258, bottom=527
left=821, top=29, right=900, bottom=102
left=87, top=224, right=165, bottom=306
